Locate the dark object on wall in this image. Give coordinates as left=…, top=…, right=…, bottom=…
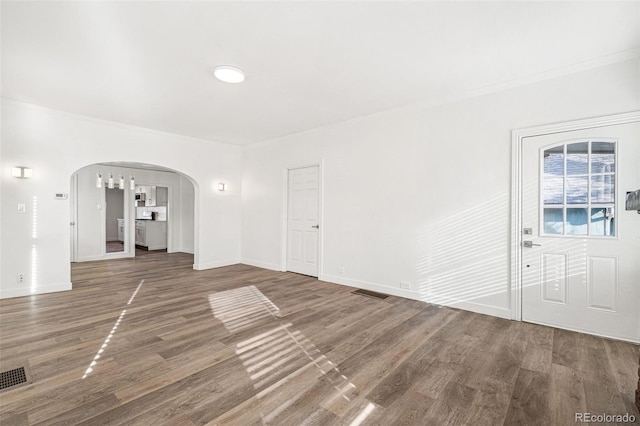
left=626, top=189, right=640, bottom=213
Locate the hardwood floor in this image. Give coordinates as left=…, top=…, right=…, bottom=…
left=105, top=241, right=125, bottom=253
left=1, top=252, right=638, bottom=425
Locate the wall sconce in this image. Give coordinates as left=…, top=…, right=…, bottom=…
left=96, top=172, right=103, bottom=188
left=218, top=183, right=227, bottom=192
left=12, top=167, right=33, bottom=178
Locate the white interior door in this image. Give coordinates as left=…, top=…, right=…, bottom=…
left=521, top=122, right=639, bottom=342
left=287, top=166, right=320, bottom=277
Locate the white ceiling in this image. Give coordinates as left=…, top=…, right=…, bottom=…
left=2, top=2, right=638, bottom=145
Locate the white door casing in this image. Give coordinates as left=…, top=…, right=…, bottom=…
left=70, top=173, right=78, bottom=262
left=287, top=166, right=320, bottom=277
left=520, top=122, right=639, bottom=342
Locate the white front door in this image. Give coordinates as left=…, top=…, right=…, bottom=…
left=287, top=166, right=320, bottom=277
left=521, top=122, right=639, bottom=342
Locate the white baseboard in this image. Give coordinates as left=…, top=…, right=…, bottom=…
left=320, top=274, right=421, bottom=300
left=241, top=259, right=282, bottom=272
left=167, top=247, right=194, bottom=254
left=320, top=274, right=511, bottom=319
left=0, top=282, right=72, bottom=299
left=421, top=296, right=512, bottom=319
left=193, top=259, right=241, bottom=270
left=76, top=252, right=134, bottom=262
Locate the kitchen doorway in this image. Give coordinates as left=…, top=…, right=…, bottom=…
left=105, top=187, right=125, bottom=253
left=134, top=185, right=168, bottom=252
left=71, top=162, right=196, bottom=263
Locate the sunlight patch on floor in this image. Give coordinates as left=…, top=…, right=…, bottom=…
left=82, top=279, right=145, bottom=379
left=209, top=285, right=374, bottom=424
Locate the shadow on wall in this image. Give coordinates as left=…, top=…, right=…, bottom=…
left=414, top=182, right=589, bottom=312
left=415, top=192, right=510, bottom=307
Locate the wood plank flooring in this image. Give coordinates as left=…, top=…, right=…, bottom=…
left=0, top=251, right=638, bottom=425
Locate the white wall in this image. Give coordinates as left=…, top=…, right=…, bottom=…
left=1, top=99, right=242, bottom=298
left=178, top=175, right=196, bottom=254
left=241, top=59, right=640, bottom=319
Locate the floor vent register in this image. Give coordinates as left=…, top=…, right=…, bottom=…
left=352, top=289, right=389, bottom=299
left=0, top=367, right=29, bottom=392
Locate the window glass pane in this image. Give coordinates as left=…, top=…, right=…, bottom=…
left=591, top=142, right=615, bottom=173
left=566, top=142, right=588, bottom=175
left=610, top=217, right=615, bottom=236
left=543, top=208, right=563, bottom=234
left=566, top=208, right=587, bottom=235
left=591, top=174, right=614, bottom=203
left=566, top=176, right=588, bottom=204
left=543, top=146, right=563, bottom=175
left=540, top=141, right=615, bottom=238
left=543, top=177, right=564, bottom=204
left=590, top=208, right=605, bottom=236
left=589, top=207, right=615, bottom=237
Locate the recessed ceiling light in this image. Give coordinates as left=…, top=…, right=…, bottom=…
left=212, top=65, right=245, bottom=84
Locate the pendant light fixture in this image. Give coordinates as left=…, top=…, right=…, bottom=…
left=107, top=174, right=115, bottom=189
left=130, top=176, right=135, bottom=190
left=96, top=172, right=103, bottom=188
left=119, top=176, right=125, bottom=189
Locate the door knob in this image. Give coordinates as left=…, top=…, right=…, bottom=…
left=523, top=240, right=541, bottom=248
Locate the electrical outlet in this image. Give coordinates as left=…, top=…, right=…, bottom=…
left=337, top=266, right=345, bottom=274
left=17, top=273, right=24, bottom=283
left=400, top=281, right=411, bottom=290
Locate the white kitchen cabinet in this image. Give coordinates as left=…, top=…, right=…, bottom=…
left=135, top=221, right=145, bottom=246
left=156, top=187, right=168, bottom=206
left=145, top=186, right=157, bottom=206
left=135, top=185, right=157, bottom=206
left=135, top=220, right=167, bottom=250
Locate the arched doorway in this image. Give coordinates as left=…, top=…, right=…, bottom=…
left=70, top=162, right=197, bottom=263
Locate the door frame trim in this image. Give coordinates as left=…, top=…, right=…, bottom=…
left=510, top=110, right=640, bottom=321
left=70, top=173, right=78, bottom=262
left=280, top=161, right=324, bottom=277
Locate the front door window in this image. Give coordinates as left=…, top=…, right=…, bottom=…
left=541, top=140, right=616, bottom=237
